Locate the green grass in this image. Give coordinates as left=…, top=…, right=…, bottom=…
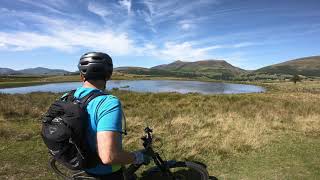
left=0, top=82, right=320, bottom=179
left=0, top=121, right=53, bottom=179
left=214, top=133, right=320, bottom=179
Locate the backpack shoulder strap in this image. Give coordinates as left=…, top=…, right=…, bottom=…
left=61, top=89, right=76, bottom=101
left=79, top=90, right=108, bottom=109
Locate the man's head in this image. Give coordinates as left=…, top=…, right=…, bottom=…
left=78, top=52, right=113, bottom=82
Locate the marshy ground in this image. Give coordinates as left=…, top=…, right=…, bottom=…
left=0, top=81, right=319, bottom=179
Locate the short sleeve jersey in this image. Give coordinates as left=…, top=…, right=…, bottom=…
left=73, top=87, right=122, bottom=175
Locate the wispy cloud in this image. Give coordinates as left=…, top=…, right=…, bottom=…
left=142, top=0, right=220, bottom=28
left=0, top=29, right=134, bottom=54
left=178, top=19, right=196, bottom=31
left=0, top=8, right=261, bottom=61
left=1, top=0, right=319, bottom=69
left=231, top=42, right=257, bottom=48
left=137, top=41, right=223, bottom=61
left=19, top=0, right=67, bottom=15
left=0, top=11, right=135, bottom=55
left=119, top=0, right=132, bottom=15
left=88, top=1, right=111, bottom=17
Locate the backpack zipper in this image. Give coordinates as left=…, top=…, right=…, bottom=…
left=69, top=138, right=85, bottom=160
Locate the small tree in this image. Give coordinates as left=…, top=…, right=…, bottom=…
left=291, top=74, right=301, bottom=84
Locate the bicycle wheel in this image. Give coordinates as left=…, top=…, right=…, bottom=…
left=140, top=160, right=210, bottom=180
left=49, top=158, right=96, bottom=180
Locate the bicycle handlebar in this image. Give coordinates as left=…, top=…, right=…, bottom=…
left=124, top=127, right=154, bottom=178
left=142, top=127, right=153, bottom=149
left=126, top=127, right=174, bottom=177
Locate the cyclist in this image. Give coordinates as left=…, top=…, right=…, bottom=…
left=76, top=52, right=150, bottom=179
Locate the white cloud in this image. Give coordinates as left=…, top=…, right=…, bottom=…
left=0, top=11, right=135, bottom=55
left=119, top=0, right=132, bottom=15
left=179, top=19, right=196, bottom=31
left=141, top=0, right=220, bottom=34
left=152, top=42, right=222, bottom=61
left=0, top=8, right=138, bottom=55
left=0, top=2, right=258, bottom=63
left=19, top=0, right=67, bottom=15
left=0, top=32, right=71, bottom=51
left=232, top=42, right=256, bottom=48
left=143, top=0, right=219, bottom=23
left=181, top=23, right=192, bottom=30
left=0, top=30, right=134, bottom=55
left=142, top=40, right=259, bottom=62
left=88, top=2, right=111, bottom=17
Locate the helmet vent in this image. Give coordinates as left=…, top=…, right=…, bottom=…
left=80, top=61, right=89, bottom=65
left=92, top=56, right=103, bottom=60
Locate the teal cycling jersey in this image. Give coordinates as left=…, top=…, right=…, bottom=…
left=73, top=87, right=122, bottom=175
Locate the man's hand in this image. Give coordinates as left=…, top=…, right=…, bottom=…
left=133, top=150, right=152, bottom=165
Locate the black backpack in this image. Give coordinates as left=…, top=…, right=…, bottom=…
left=41, top=90, right=107, bottom=170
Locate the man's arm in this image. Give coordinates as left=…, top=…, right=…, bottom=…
left=97, top=131, right=135, bottom=165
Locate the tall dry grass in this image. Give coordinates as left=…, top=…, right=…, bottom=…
left=114, top=90, right=320, bottom=163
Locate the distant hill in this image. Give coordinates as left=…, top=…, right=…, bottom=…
left=2, top=55, right=319, bottom=79
left=0, top=67, right=71, bottom=76
left=150, top=60, right=246, bottom=79
left=19, top=67, right=71, bottom=75
left=256, top=56, right=320, bottom=76
left=151, top=60, right=187, bottom=71
left=152, top=60, right=245, bottom=74
left=0, top=68, right=20, bottom=75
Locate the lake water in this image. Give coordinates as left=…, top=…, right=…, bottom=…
left=0, top=80, right=265, bottom=94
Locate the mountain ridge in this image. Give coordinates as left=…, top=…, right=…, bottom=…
left=0, top=68, right=20, bottom=75
left=0, top=67, right=71, bottom=75
left=152, top=59, right=245, bottom=73
left=1, top=55, right=319, bottom=77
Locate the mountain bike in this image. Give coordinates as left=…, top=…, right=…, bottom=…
left=49, top=127, right=211, bottom=180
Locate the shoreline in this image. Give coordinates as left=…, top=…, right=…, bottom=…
left=0, top=77, right=268, bottom=95
left=0, top=74, right=272, bottom=89
left=2, top=74, right=318, bottom=94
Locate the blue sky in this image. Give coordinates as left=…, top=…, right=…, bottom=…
left=0, top=0, right=319, bottom=71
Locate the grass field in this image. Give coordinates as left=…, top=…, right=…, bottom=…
left=0, top=81, right=319, bottom=179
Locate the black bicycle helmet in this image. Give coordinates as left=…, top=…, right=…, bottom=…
left=78, top=52, right=113, bottom=81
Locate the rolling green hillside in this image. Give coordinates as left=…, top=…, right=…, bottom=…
left=152, top=60, right=245, bottom=74
left=116, top=60, right=247, bottom=80
left=0, top=67, right=71, bottom=76
left=256, top=56, right=320, bottom=76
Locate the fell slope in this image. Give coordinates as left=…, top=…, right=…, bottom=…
left=152, top=60, right=246, bottom=76
left=256, top=56, right=320, bottom=76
